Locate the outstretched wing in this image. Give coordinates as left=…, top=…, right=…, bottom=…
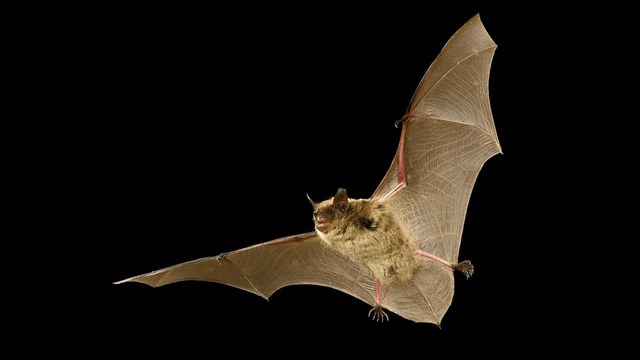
left=373, top=15, right=501, bottom=266
left=116, top=232, right=454, bottom=324
left=116, top=15, right=500, bottom=326
left=116, top=233, right=377, bottom=302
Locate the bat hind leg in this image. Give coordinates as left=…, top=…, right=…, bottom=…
left=368, top=279, right=389, bottom=322
left=417, top=250, right=474, bottom=279
left=454, top=260, right=474, bottom=279
left=368, top=305, right=389, bottom=322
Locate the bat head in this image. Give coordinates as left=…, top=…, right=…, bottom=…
left=311, top=188, right=351, bottom=234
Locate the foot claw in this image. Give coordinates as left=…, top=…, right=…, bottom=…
left=214, top=253, right=228, bottom=264
left=454, top=260, right=474, bottom=279
left=368, top=306, right=389, bottom=322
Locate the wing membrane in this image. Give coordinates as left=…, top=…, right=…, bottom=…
left=373, top=15, right=500, bottom=264
left=116, top=233, right=376, bottom=303
left=117, top=15, right=500, bottom=326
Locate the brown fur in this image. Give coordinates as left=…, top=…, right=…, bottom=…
left=313, top=193, right=417, bottom=282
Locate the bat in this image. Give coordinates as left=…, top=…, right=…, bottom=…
left=115, top=14, right=501, bottom=327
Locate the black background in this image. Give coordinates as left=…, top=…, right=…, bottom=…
left=78, top=2, right=618, bottom=357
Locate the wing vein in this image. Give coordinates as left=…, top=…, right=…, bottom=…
left=411, top=45, right=496, bottom=114
left=222, top=257, right=266, bottom=299
left=424, top=194, right=450, bottom=261
left=411, top=116, right=500, bottom=151
left=414, top=273, right=439, bottom=326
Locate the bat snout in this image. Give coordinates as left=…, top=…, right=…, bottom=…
left=315, top=213, right=328, bottom=224
left=315, top=218, right=330, bottom=232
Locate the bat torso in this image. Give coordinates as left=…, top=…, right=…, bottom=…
left=314, top=197, right=418, bottom=282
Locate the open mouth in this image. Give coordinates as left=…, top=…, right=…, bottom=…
left=315, top=215, right=330, bottom=232
left=316, top=222, right=330, bottom=231
left=314, top=211, right=332, bottom=232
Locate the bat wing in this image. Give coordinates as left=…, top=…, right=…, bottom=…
left=372, top=15, right=501, bottom=324
left=116, top=15, right=500, bottom=326
left=116, top=232, right=379, bottom=306
left=115, top=232, right=449, bottom=324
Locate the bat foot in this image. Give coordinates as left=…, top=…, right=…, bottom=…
left=454, top=260, right=474, bottom=279
left=368, top=305, right=389, bottom=322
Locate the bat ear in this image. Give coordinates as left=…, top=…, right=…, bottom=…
left=333, top=188, right=350, bottom=214
left=306, top=193, right=317, bottom=208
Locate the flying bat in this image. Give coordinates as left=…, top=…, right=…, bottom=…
left=115, top=14, right=501, bottom=327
